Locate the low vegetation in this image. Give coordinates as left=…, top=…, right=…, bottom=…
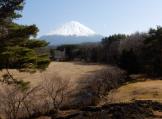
left=73, top=66, right=128, bottom=107
left=0, top=74, right=71, bottom=119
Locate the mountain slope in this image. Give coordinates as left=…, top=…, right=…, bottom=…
left=40, top=35, right=102, bottom=45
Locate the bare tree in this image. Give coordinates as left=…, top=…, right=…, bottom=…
left=119, top=32, right=146, bottom=55
left=75, top=66, right=127, bottom=106
left=0, top=85, right=40, bottom=119
left=89, top=67, right=126, bottom=97
left=41, top=75, right=71, bottom=113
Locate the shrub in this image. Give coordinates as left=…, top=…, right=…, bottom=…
left=74, top=66, right=128, bottom=107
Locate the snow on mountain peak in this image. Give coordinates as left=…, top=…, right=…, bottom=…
left=47, top=21, right=96, bottom=36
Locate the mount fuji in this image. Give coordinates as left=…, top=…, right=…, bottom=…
left=40, top=21, right=103, bottom=46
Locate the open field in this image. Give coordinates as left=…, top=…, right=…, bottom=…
left=0, top=62, right=106, bottom=86
left=106, top=80, right=162, bottom=103
left=1, top=62, right=162, bottom=104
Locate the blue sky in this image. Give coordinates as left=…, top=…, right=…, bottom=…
left=16, top=0, right=162, bottom=37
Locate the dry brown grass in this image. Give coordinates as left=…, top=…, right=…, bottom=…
left=0, top=62, right=106, bottom=118
left=105, top=80, right=162, bottom=103
left=0, top=62, right=106, bottom=86
left=3, top=62, right=162, bottom=105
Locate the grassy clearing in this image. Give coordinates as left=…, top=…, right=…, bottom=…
left=2, top=62, right=162, bottom=105
left=105, top=80, right=162, bottom=103
left=0, top=62, right=106, bottom=86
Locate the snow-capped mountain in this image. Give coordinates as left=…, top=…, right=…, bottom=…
left=47, top=21, right=96, bottom=36
left=40, top=21, right=103, bottom=46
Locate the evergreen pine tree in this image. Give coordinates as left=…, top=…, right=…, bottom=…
left=0, top=0, right=50, bottom=85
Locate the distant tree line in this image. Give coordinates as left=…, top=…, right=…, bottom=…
left=51, top=27, right=162, bottom=76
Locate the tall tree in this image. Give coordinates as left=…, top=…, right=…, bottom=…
left=0, top=0, right=50, bottom=85
left=101, top=34, right=126, bottom=64
left=143, top=26, right=162, bottom=76
left=119, top=49, right=139, bottom=74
